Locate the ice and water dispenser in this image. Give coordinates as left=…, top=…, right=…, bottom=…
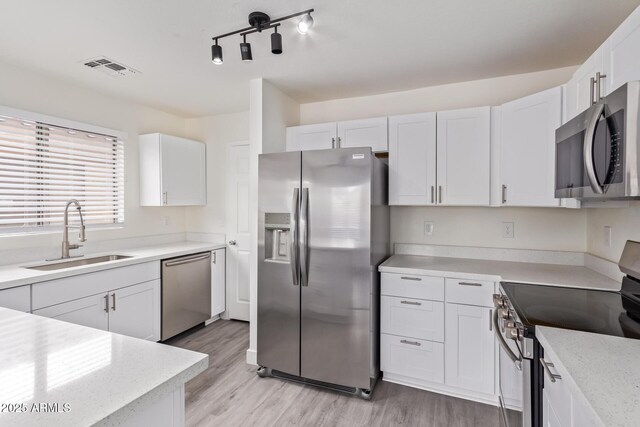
left=264, top=212, right=291, bottom=262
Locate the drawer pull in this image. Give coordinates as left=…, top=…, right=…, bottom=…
left=540, top=358, right=562, bottom=383
left=401, top=276, right=422, bottom=281
left=400, top=300, right=422, bottom=306
left=458, top=281, right=483, bottom=287
left=400, top=339, right=421, bottom=346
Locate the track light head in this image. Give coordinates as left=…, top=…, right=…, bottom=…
left=297, top=13, right=314, bottom=34
left=240, top=35, right=253, bottom=61
left=211, top=41, right=223, bottom=64
left=271, top=27, right=283, bottom=55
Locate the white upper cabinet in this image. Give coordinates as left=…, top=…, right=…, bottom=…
left=139, top=133, right=206, bottom=206
left=564, top=48, right=605, bottom=123
left=388, top=113, right=437, bottom=205
left=603, top=6, right=640, bottom=95
left=337, top=117, right=388, bottom=152
left=437, top=107, right=491, bottom=206
left=500, top=86, right=562, bottom=207
left=286, top=123, right=337, bottom=152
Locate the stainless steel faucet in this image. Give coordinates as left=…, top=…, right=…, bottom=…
left=61, top=199, right=86, bottom=259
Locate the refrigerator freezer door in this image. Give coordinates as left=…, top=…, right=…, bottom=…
left=300, top=148, right=373, bottom=389
left=257, top=151, right=302, bottom=376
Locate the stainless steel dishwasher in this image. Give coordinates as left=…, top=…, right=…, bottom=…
left=161, top=252, right=211, bottom=340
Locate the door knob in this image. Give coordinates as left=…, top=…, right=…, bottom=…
left=228, top=240, right=237, bottom=246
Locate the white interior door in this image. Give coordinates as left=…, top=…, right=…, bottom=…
left=226, top=142, right=251, bottom=321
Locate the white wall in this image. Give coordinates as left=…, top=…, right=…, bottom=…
left=247, top=79, right=300, bottom=364
left=299, top=66, right=588, bottom=253
left=393, top=207, right=586, bottom=252
left=0, top=61, right=189, bottom=251
left=586, top=203, right=640, bottom=262
left=184, top=112, right=249, bottom=237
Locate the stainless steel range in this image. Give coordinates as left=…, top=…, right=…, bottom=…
left=493, top=240, right=640, bottom=427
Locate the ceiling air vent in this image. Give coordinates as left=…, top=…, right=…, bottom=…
left=81, top=56, right=140, bottom=77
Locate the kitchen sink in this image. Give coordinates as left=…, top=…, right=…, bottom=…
left=24, top=255, right=133, bottom=271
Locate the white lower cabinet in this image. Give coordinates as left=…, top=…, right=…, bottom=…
left=444, top=304, right=494, bottom=395
left=34, top=293, right=110, bottom=331
left=109, top=280, right=161, bottom=341
left=32, top=262, right=162, bottom=342
left=0, top=285, right=31, bottom=312
left=381, top=334, right=445, bottom=384
left=543, top=388, right=564, bottom=427
left=34, top=280, right=161, bottom=342
left=381, top=296, right=444, bottom=342
left=380, top=271, right=497, bottom=405
left=211, top=248, right=226, bottom=317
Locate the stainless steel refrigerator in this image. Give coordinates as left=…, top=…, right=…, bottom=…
left=256, top=147, right=389, bottom=399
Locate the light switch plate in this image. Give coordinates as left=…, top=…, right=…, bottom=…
left=424, top=221, right=434, bottom=236
left=502, top=222, right=514, bottom=239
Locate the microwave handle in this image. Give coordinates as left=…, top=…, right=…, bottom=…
left=583, top=103, right=606, bottom=195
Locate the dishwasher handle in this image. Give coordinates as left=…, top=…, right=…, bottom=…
left=164, top=253, right=211, bottom=267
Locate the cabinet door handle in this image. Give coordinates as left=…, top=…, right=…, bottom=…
left=595, top=72, right=607, bottom=101
left=400, top=339, right=421, bottom=346
left=111, top=293, right=116, bottom=311
left=162, top=192, right=168, bottom=205
left=502, top=185, right=507, bottom=204
left=212, top=251, right=217, bottom=264
left=337, top=136, right=341, bottom=148
left=331, top=137, right=336, bottom=149
left=489, top=309, right=493, bottom=331
left=540, top=358, right=562, bottom=382
left=401, top=276, right=422, bottom=281
left=430, top=186, right=435, bottom=204
left=400, top=300, right=422, bottom=306
left=459, top=281, right=483, bottom=287
left=438, top=186, right=443, bottom=204
left=104, top=294, right=109, bottom=313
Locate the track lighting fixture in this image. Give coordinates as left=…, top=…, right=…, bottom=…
left=210, top=8, right=314, bottom=64
left=297, top=13, right=314, bottom=34
left=271, top=27, right=282, bottom=55
left=211, top=39, right=223, bottom=64
left=240, top=35, right=253, bottom=61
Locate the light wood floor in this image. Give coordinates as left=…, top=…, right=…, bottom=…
left=168, top=320, right=500, bottom=427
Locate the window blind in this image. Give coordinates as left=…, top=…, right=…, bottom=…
left=0, top=115, right=124, bottom=233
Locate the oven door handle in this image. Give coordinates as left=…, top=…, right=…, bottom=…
left=493, top=307, right=522, bottom=371
left=584, top=102, right=606, bottom=195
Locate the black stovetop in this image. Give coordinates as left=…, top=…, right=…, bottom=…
left=501, top=278, right=640, bottom=339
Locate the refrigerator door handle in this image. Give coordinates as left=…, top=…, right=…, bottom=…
left=290, top=188, right=300, bottom=286
left=300, top=187, right=310, bottom=286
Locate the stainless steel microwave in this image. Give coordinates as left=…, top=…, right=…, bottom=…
left=555, top=81, right=640, bottom=200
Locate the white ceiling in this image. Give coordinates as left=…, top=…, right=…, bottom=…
left=0, top=0, right=639, bottom=117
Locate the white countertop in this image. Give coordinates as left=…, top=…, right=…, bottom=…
left=0, top=241, right=226, bottom=290
left=379, top=254, right=621, bottom=291
left=0, top=307, right=208, bottom=426
left=537, top=326, right=640, bottom=427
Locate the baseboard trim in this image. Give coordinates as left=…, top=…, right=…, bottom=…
left=246, top=349, right=257, bottom=366
left=382, top=372, right=498, bottom=407
left=205, top=315, right=220, bottom=326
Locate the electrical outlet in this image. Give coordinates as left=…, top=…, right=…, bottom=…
left=424, top=221, right=434, bottom=236
left=502, top=222, right=514, bottom=239
left=604, top=226, right=612, bottom=248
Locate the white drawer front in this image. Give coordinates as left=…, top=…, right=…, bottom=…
left=381, top=333, right=444, bottom=384
left=381, top=273, right=444, bottom=301
left=32, top=261, right=160, bottom=310
left=445, top=277, right=495, bottom=307
left=381, top=295, right=445, bottom=342
left=0, top=285, right=30, bottom=312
